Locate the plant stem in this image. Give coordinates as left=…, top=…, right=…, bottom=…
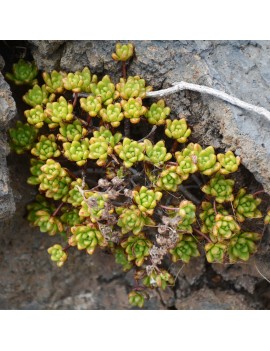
left=63, top=244, right=72, bottom=252
left=193, top=228, right=211, bottom=243
left=137, top=125, right=157, bottom=142
left=252, top=190, right=266, bottom=196
left=72, top=93, right=78, bottom=108
left=51, top=202, right=64, bottom=217
left=160, top=205, right=179, bottom=211
left=170, top=140, right=179, bottom=154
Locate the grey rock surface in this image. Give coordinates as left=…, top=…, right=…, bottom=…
left=0, top=41, right=270, bottom=309
left=0, top=59, right=16, bottom=220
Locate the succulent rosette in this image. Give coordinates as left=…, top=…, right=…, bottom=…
left=217, top=150, right=241, bottom=174
left=128, top=291, right=145, bottom=308
left=197, top=146, right=220, bottom=176
left=156, top=166, right=182, bottom=192
left=170, top=236, right=200, bottom=263
left=9, top=121, right=38, bottom=154
left=175, top=153, right=198, bottom=180
left=205, top=242, right=227, bottom=263
left=24, top=105, right=47, bottom=129
left=132, top=186, right=162, bottom=215
left=228, top=232, right=261, bottom=262
left=80, top=95, right=102, bottom=117
left=89, top=137, right=113, bottom=167
left=42, top=70, right=66, bottom=94
left=177, top=200, right=196, bottom=233
left=23, top=84, right=54, bottom=107
left=27, top=158, right=45, bottom=185
left=79, top=192, right=109, bottom=223
left=117, top=205, right=154, bottom=235
left=69, top=224, right=106, bottom=255
left=31, top=134, right=60, bottom=160
left=45, top=96, right=73, bottom=126
left=114, top=248, right=133, bottom=271
left=90, top=75, right=119, bottom=105
left=212, top=214, right=240, bottom=242
left=92, top=126, right=122, bottom=147
left=39, top=170, right=72, bottom=201
left=48, top=244, right=68, bottom=267
left=60, top=207, right=83, bottom=226
left=165, top=118, right=191, bottom=143
left=202, top=173, right=235, bottom=203
left=31, top=209, right=63, bottom=236
left=58, top=120, right=88, bottom=142
left=121, top=97, right=147, bottom=124
left=199, top=202, right=228, bottom=234
left=99, top=103, right=124, bottom=127
left=66, top=178, right=87, bottom=207
left=233, top=188, right=262, bottom=222
left=121, top=233, right=152, bottom=266
left=144, top=140, right=172, bottom=166
left=143, top=269, right=174, bottom=290
left=6, top=59, right=38, bottom=85
left=39, top=159, right=67, bottom=181
left=112, top=43, right=134, bottom=61
left=145, top=99, right=170, bottom=125
left=114, top=138, right=145, bottom=168
left=116, top=76, right=152, bottom=100
left=63, top=139, right=90, bottom=166
left=63, top=67, right=96, bottom=93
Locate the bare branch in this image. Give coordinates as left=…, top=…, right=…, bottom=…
left=146, top=81, right=270, bottom=123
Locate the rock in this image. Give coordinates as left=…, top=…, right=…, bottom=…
left=0, top=66, right=16, bottom=220
left=175, top=287, right=253, bottom=310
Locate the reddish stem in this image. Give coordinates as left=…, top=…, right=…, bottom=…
left=73, top=93, right=78, bottom=108
left=170, top=140, right=179, bottom=154
left=193, top=228, right=211, bottom=243
left=63, top=244, right=72, bottom=252
left=51, top=202, right=64, bottom=217
left=252, top=190, right=266, bottom=196
left=160, top=205, right=179, bottom=211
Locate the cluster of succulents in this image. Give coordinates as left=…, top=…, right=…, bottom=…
left=7, top=43, right=269, bottom=309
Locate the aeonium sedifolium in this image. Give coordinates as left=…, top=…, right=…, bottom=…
left=7, top=42, right=269, bottom=309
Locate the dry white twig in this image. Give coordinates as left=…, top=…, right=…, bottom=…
left=146, top=81, right=270, bottom=123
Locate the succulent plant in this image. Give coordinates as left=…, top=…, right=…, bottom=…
left=31, top=134, right=61, bottom=160
left=27, top=194, right=54, bottom=224
left=24, top=105, right=46, bottom=129
left=128, top=291, right=145, bottom=308
left=69, top=225, right=106, bottom=255
left=170, top=236, right=200, bottom=263
left=132, top=186, right=162, bottom=215
left=165, top=118, right=191, bottom=143
left=27, top=158, right=45, bottom=185
left=145, top=99, right=170, bottom=125
left=63, top=67, right=97, bottom=93
left=217, top=150, right=241, bottom=175
left=6, top=59, right=38, bottom=85
left=114, top=138, right=145, bottom=168
left=228, top=232, right=261, bottom=262
left=63, top=139, right=90, bottom=166
left=90, top=75, right=119, bottom=105
left=23, top=84, right=54, bottom=107
left=39, top=159, right=67, bottom=181
left=9, top=121, right=38, bottom=154
left=202, top=173, right=235, bottom=203
left=47, top=244, right=68, bottom=267
left=80, top=95, right=102, bottom=117
left=265, top=210, right=270, bottom=225
left=114, top=247, right=133, bottom=271
left=67, top=178, right=87, bottom=207
left=233, top=188, right=262, bottom=222
left=58, top=120, right=88, bottom=142
left=79, top=191, right=109, bottom=223
left=121, top=233, right=152, bottom=266
left=175, top=153, right=198, bottom=180
left=92, top=126, right=122, bottom=147
left=205, top=242, right=227, bottom=263
left=31, top=208, right=63, bottom=236
left=212, top=214, right=240, bottom=241
left=89, top=137, right=113, bottom=167
left=39, top=171, right=72, bottom=201
left=121, top=97, right=147, bottom=124
left=177, top=200, right=196, bottom=233
left=99, top=103, right=124, bottom=127
left=45, top=96, right=73, bottom=126
left=197, top=146, right=220, bottom=176
left=199, top=201, right=228, bottom=234
left=112, top=43, right=134, bottom=61
left=117, top=205, right=154, bottom=235
left=116, top=76, right=152, bottom=100
left=143, top=269, right=174, bottom=290
left=60, top=207, right=83, bottom=226
left=144, top=140, right=172, bottom=166
left=42, top=70, right=66, bottom=94
left=156, top=166, right=182, bottom=192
